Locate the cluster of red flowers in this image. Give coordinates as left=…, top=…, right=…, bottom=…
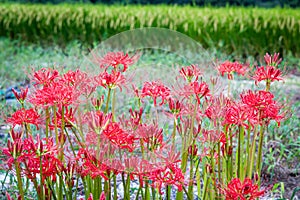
left=223, top=178, right=265, bottom=200
left=3, top=51, right=286, bottom=200
left=217, top=61, right=248, bottom=80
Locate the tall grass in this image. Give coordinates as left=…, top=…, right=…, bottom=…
left=1, top=4, right=300, bottom=57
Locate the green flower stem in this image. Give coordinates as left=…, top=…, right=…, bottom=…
left=266, top=80, right=271, bottom=92
left=45, top=107, right=50, bottom=138
left=171, top=118, right=177, bottom=150
left=187, top=144, right=195, bottom=199
left=15, top=161, right=25, bottom=200
left=39, top=156, right=44, bottom=200
left=53, top=105, right=59, bottom=145
left=248, top=126, right=257, bottom=178
left=237, top=126, right=245, bottom=180
left=195, top=160, right=201, bottom=199
left=210, top=146, right=217, bottom=198
left=246, top=124, right=251, bottom=177
left=201, top=171, right=209, bottom=200
left=112, top=89, right=116, bottom=121
left=125, top=174, right=131, bottom=200
left=166, top=185, right=171, bottom=200
left=113, top=175, right=117, bottom=200
left=144, top=180, right=150, bottom=200
left=256, top=124, right=265, bottom=185
left=182, top=186, right=192, bottom=200
left=217, top=141, right=222, bottom=186
left=105, top=88, right=112, bottom=114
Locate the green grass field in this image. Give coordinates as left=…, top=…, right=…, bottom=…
left=1, top=4, right=300, bottom=58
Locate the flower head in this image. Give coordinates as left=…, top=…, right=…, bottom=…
left=190, top=81, right=210, bottom=104
left=12, top=87, right=28, bottom=103
left=179, top=64, right=202, bottom=82
left=103, top=122, right=136, bottom=152
left=264, top=52, right=282, bottom=67
left=7, top=108, right=40, bottom=128
left=252, top=65, right=283, bottom=85
left=94, top=71, right=126, bottom=91
left=217, top=61, right=248, bottom=80
left=141, top=81, right=171, bottom=106
left=149, top=164, right=184, bottom=194
left=32, top=68, right=59, bottom=87
left=223, top=178, right=265, bottom=200
left=94, top=51, right=140, bottom=72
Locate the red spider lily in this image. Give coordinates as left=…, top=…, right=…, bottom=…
left=62, top=69, right=89, bottom=87
left=264, top=52, right=282, bottom=67
left=167, top=98, right=184, bottom=119
left=179, top=64, right=202, bottom=82
left=103, top=122, right=136, bottom=152
left=51, top=106, right=75, bottom=129
left=84, top=192, right=106, bottom=200
left=223, top=178, right=265, bottom=200
left=32, top=68, right=59, bottom=87
left=129, top=107, right=143, bottom=126
left=94, top=70, right=126, bottom=91
left=22, top=136, right=62, bottom=182
left=7, top=108, right=40, bottom=128
left=135, top=123, right=164, bottom=149
left=190, top=81, right=210, bottom=104
left=2, top=139, right=25, bottom=169
left=29, top=81, right=81, bottom=107
left=240, top=90, right=274, bottom=110
left=204, top=95, right=232, bottom=127
left=149, top=163, right=184, bottom=194
left=12, top=87, right=28, bottom=103
left=62, top=161, right=77, bottom=188
left=252, top=65, right=283, bottom=85
left=201, top=129, right=223, bottom=144
left=260, top=103, right=284, bottom=126
left=224, top=103, right=256, bottom=129
left=132, top=84, right=141, bottom=98
left=188, top=144, right=198, bottom=157
left=91, top=96, right=104, bottom=111
left=141, top=81, right=171, bottom=106
left=83, top=111, right=112, bottom=134
left=240, top=90, right=283, bottom=125
left=217, top=61, right=248, bottom=80
left=94, top=51, right=140, bottom=72
left=77, top=148, right=115, bottom=180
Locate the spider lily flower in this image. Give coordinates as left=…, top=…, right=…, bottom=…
left=50, top=106, right=75, bottom=129
left=12, top=87, right=28, bottom=103
left=29, top=81, right=81, bottom=107
left=6, top=108, right=40, bottom=129
left=141, top=81, right=171, bottom=106
left=223, top=178, right=265, bottom=200
left=93, top=51, right=140, bottom=72
left=190, top=81, right=210, bottom=104
left=21, top=136, right=62, bottom=182
left=240, top=90, right=283, bottom=125
left=179, top=64, right=202, bottom=83
left=264, top=52, right=282, bottom=67
left=223, top=103, right=256, bottom=129
left=149, top=163, right=184, bottom=195
left=82, top=111, right=112, bottom=134
left=94, top=70, right=126, bottom=91
left=32, top=68, right=59, bottom=87
left=103, top=122, right=136, bottom=152
left=217, top=61, right=248, bottom=80
left=2, top=139, right=24, bottom=169
left=252, top=65, right=283, bottom=85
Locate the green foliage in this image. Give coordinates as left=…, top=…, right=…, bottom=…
left=1, top=4, right=300, bottom=58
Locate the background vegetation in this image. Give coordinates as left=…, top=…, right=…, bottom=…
left=0, top=0, right=300, bottom=7
left=1, top=4, right=300, bottom=59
